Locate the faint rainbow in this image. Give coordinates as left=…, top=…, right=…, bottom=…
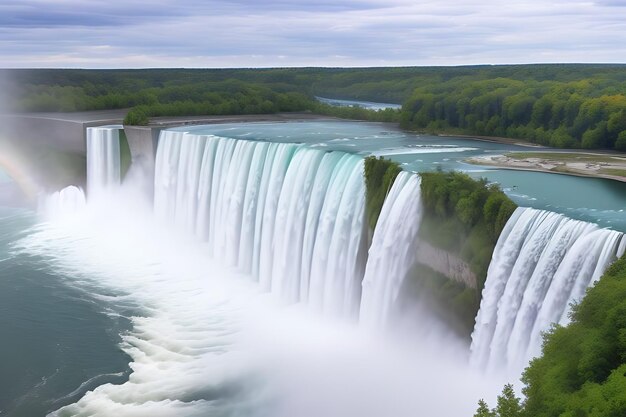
left=0, top=141, right=39, bottom=200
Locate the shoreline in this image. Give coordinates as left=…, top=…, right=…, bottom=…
left=435, top=132, right=546, bottom=148
left=466, top=153, right=626, bottom=183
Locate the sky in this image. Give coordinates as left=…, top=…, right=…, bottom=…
left=1, top=0, right=625, bottom=68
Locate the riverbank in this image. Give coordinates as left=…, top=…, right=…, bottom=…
left=437, top=133, right=545, bottom=148
left=147, top=111, right=338, bottom=127
left=466, top=152, right=626, bottom=183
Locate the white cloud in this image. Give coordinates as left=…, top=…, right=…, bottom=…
left=0, top=0, right=624, bottom=67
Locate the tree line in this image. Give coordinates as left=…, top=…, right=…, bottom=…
left=400, top=76, right=626, bottom=151
left=2, top=65, right=624, bottom=149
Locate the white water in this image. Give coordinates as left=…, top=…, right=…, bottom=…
left=154, top=131, right=368, bottom=318
left=29, top=125, right=626, bottom=415
left=471, top=207, right=625, bottom=375
left=360, top=172, right=424, bottom=328
left=40, top=185, right=87, bottom=220
left=20, top=129, right=499, bottom=417
left=86, top=126, right=122, bottom=197
left=38, top=125, right=122, bottom=221
left=17, top=200, right=495, bottom=417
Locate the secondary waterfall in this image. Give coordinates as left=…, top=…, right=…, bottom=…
left=86, top=125, right=122, bottom=197
left=360, top=171, right=424, bottom=328
left=40, top=185, right=87, bottom=219
left=154, top=131, right=368, bottom=318
left=471, top=207, right=626, bottom=374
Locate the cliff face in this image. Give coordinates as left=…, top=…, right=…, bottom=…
left=414, top=239, right=477, bottom=289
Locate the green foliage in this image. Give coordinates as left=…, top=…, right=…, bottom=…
left=4, top=65, right=625, bottom=149
left=420, top=170, right=516, bottom=245
left=476, top=385, right=523, bottom=417
left=403, top=263, right=480, bottom=338
left=495, top=385, right=523, bottom=417
left=311, top=102, right=401, bottom=123
left=2, top=68, right=402, bottom=125
left=476, top=255, right=626, bottom=417
left=474, top=399, right=495, bottom=417
left=119, top=87, right=314, bottom=125
left=123, top=107, right=149, bottom=125
left=401, top=68, right=626, bottom=150
left=616, top=131, right=626, bottom=151
left=519, top=255, right=626, bottom=417
left=418, top=171, right=517, bottom=332
left=363, top=156, right=402, bottom=230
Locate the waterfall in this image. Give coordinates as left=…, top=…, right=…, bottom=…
left=154, top=130, right=368, bottom=318
left=151, top=127, right=625, bottom=342
left=40, top=185, right=87, bottom=219
left=470, top=207, right=625, bottom=374
left=86, top=126, right=122, bottom=197
left=360, top=172, right=424, bottom=328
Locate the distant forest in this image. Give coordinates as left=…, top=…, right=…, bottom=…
left=2, top=65, right=625, bottom=150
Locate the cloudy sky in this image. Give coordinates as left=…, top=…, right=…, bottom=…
left=1, top=0, right=625, bottom=68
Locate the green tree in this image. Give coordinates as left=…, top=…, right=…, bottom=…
left=474, top=399, right=495, bottom=417
left=495, top=384, right=522, bottom=417
left=615, top=131, right=626, bottom=151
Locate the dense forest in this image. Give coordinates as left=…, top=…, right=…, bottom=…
left=475, top=254, right=626, bottom=417
left=1, top=65, right=625, bottom=149
left=401, top=75, right=626, bottom=150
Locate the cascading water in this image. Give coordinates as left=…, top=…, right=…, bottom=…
left=28, top=120, right=626, bottom=416
left=40, top=185, right=87, bottom=219
left=39, top=126, right=122, bottom=218
left=86, top=125, right=122, bottom=197
left=154, top=131, right=368, bottom=318
left=470, top=207, right=626, bottom=374
left=360, top=172, right=424, bottom=328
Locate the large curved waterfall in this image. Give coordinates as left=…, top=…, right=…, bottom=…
left=154, top=131, right=368, bottom=318
left=153, top=129, right=626, bottom=343
left=471, top=207, right=626, bottom=374
left=27, top=123, right=626, bottom=416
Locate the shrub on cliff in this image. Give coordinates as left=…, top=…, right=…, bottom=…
left=123, top=107, right=149, bottom=126
left=364, top=156, right=402, bottom=230
left=419, top=170, right=517, bottom=287
left=420, top=170, right=515, bottom=237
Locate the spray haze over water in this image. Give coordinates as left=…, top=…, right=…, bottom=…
left=7, top=122, right=625, bottom=416
left=14, top=126, right=502, bottom=416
